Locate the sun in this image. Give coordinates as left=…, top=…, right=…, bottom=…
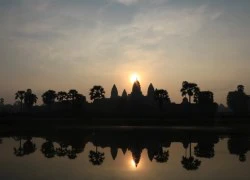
left=130, top=73, right=140, bottom=83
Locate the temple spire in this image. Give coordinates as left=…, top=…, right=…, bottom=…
left=111, top=84, right=118, bottom=98
left=122, top=89, right=127, bottom=98
left=147, top=83, right=154, bottom=99
left=131, top=80, right=142, bottom=97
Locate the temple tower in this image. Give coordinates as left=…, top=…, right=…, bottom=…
left=147, top=83, right=155, bottom=99
left=111, top=84, right=118, bottom=98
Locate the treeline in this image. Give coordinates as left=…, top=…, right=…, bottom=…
left=0, top=81, right=249, bottom=114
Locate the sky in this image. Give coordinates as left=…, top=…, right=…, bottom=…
left=0, top=0, right=250, bottom=105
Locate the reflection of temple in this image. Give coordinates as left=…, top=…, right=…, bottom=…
left=130, top=144, right=143, bottom=167
left=9, top=130, right=250, bottom=169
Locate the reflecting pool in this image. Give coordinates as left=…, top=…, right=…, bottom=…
left=0, top=127, right=250, bottom=179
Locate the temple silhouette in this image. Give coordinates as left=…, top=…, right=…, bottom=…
left=0, top=81, right=249, bottom=118
left=88, top=80, right=218, bottom=115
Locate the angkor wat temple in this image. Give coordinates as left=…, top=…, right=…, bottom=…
left=89, top=80, right=217, bottom=114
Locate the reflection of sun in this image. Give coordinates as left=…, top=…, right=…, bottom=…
left=130, top=159, right=137, bottom=169
left=130, top=73, right=140, bottom=83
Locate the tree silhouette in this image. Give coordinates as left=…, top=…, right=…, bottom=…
left=194, top=142, right=215, bottom=158
left=15, top=91, right=25, bottom=112
left=41, top=140, right=56, bottom=158
left=13, top=137, right=36, bottom=156
left=154, top=89, right=171, bottom=109
left=197, top=91, right=214, bottom=104
left=0, top=98, right=4, bottom=105
left=67, top=148, right=77, bottom=159
left=154, top=147, right=169, bottom=163
left=89, top=146, right=105, bottom=166
left=56, top=143, right=68, bottom=157
left=57, top=91, right=68, bottom=102
left=180, top=81, right=200, bottom=103
left=228, top=137, right=248, bottom=162
left=227, top=85, right=249, bottom=113
left=68, top=89, right=78, bottom=103
left=74, top=93, right=86, bottom=108
left=13, top=137, right=25, bottom=157
left=181, top=142, right=201, bottom=170
left=237, top=85, right=244, bottom=93
left=23, top=137, right=36, bottom=155
left=42, top=90, right=57, bottom=107
left=24, top=89, right=38, bottom=109
left=89, top=86, right=105, bottom=101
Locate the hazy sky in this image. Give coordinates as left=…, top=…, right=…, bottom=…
left=0, top=0, right=250, bottom=104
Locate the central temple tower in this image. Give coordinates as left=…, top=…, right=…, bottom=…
left=131, top=80, right=143, bottom=97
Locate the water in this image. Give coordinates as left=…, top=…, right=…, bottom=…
left=0, top=127, right=250, bottom=180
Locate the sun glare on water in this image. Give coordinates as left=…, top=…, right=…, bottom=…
left=130, top=159, right=137, bottom=169
left=130, top=73, right=140, bottom=83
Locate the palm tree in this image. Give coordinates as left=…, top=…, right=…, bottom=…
left=42, top=90, right=57, bottom=107
left=57, top=91, right=68, bottom=102
left=154, top=147, right=169, bottom=163
left=89, top=86, right=105, bottom=101
left=154, top=89, right=171, bottom=109
left=15, top=91, right=25, bottom=112
left=180, top=81, right=200, bottom=103
left=24, top=89, right=38, bottom=110
left=89, top=146, right=105, bottom=166
left=181, top=142, right=201, bottom=170
left=13, top=136, right=25, bottom=157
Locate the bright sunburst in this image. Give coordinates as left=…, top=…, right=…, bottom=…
left=130, top=159, right=137, bottom=169
left=130, top=73, right=140, bottom=83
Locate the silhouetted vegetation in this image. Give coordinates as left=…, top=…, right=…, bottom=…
left=0, top=98, right=4, bottom=105
left=181, top=81, right=200, bottom=103
left=89, top=85, right=105, bottom=101
left=89, top=146, right=105, bottom=166
left=24, top=89, right=37, bottom=110
left=181, top=142, right=201, bottom=170
left=154, top=89, right=171, bottom=109
left=227, top=85, right=249, bottom=113
left=15, top=91, right=25, bottom=112
left=42, top=90, right=57, bottom=106
left=0, top=81, right=249, bottom=121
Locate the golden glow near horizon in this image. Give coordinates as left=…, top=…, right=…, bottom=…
left=130, top=159, right=137, bottom=170
left=130, top=73, right=140, bottom=83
